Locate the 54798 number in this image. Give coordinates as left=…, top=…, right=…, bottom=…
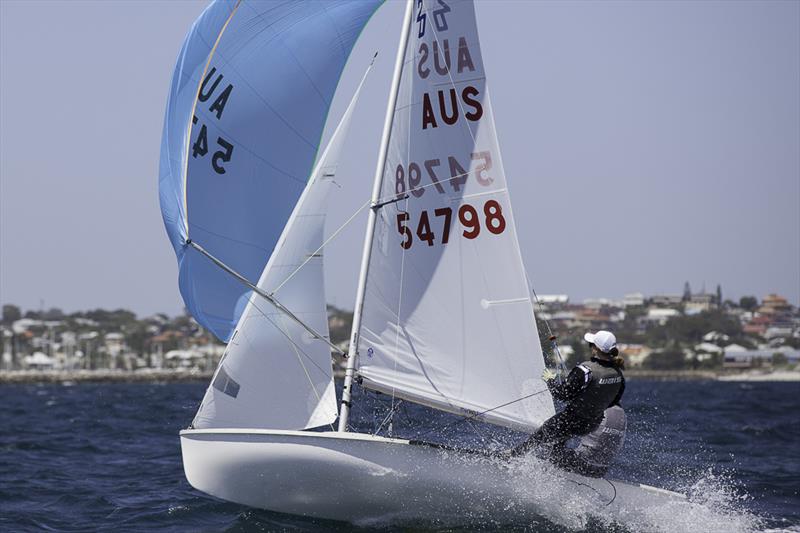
left=396, top=199, right=506, bottom=249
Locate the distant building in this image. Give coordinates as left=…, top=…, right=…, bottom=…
left=582, top=298, right=623, bottom=310
left=765, top=326, right=795, bottom=340
left=623, top=293, right=645, bottom=307
left=641, top=308, right=680, bottom=326
left=572, top=307, right=618, bottom=331
left=686, top=293, right=715, bottom=313
left=723, top=347, right=800, bottom=369
left=694, top=342, right=723, bottom=354
left=104, top=332, right=125, bottom=358
left=23, top=351, right=56, bottom=370
left=12, top=318, right=43, bottom=334
left=758, top=294, right=793, bottom=317
left=743, top=315, right=770, bottom=336
left=703, top=331, right=730, bottom=343
left=650, top=294, right=683, bottom=308
left=618, top=344, right=651, bottom=368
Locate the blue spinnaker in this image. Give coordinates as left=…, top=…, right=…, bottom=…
left=159, top=0, right=382, bottom=341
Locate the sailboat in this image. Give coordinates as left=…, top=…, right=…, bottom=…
left=159, top=0, right=688, bottom=525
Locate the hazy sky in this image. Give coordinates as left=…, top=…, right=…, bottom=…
left=1, top=0, right=798, bottom=317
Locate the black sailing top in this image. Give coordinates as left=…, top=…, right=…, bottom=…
left=547, top=357, right=625, bottom=422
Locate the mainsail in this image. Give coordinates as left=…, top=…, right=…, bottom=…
left=159, top=0, right=382, bottom=342
left=192, top=55, right=373, bottom=431
left=356, top=0, right=555, bottom=431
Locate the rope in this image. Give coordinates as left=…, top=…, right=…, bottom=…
left=245, top=297, right=336, bottom=431
left=387, top=196, right=412, bottom=433
left=529, top=283, right=568, bottom=380
left=604, top=479, right=618, bottom=506
left=411, top=387, right=552, bottom=441
left=272, top=197, right=372, bottom=294
left=374, top=400, right=404, bottom=436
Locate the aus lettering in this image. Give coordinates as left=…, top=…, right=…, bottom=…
left=192, top=66, right=235, bottom=174
left=198, top=67, right=234, bottom=120
left=421, top=85, right=483, bottom=129
left=417, top=37, right=475, bottom=79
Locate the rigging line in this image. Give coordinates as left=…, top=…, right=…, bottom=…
left=187, top=239, right=345, bottom=356
left=464, top=417, right=488, bottom=442
left=529, top=281, right=568, bottom=377
left=388, top=195, right=412, bottom=423
left=564, top=477, right=612, bottom=506
left=272, top=197, right=371, bottom=294
left=604, top=479, right=618, bottom=506
left=374, top=400, right=404, bottom=436
left=373, top=166, right=506, bottom=208
left=273, top=311, right=336, bottom=432
left=374, top=169, right=468, bottom=206
left=362, top=209, right=483, bottom=425
left=248, top=296, right=334, bottom=380
left=271, top=52, right=380, bottom=294
left=412, top=387, right=552, bottom=440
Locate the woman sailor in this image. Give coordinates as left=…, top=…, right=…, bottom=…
left=512, top=330, right=626, bottom=465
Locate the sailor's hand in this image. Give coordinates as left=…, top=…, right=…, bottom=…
left=541, top=368, right=557, bottom=382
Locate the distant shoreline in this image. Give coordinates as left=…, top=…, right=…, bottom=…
left=624, top=369, right=800, bottom=381
left=2, top=368, right=798, bottom=384
left=0, top=369, right=213, bottom=384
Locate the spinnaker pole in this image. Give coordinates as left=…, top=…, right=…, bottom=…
left=338, top=0, right=414, bottom=432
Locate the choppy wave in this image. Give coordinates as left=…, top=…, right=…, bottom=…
left=0, top=381, right=797, bottom=531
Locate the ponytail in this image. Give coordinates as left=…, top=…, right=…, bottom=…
left=608, top=347, right=625, bottom=369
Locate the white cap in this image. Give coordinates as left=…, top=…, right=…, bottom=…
left=584, top=330, right=617, bottom=354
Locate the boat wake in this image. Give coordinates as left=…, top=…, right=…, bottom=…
left=352, top=454, right=763, bottom=532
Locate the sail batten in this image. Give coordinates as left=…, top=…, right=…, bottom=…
left=355, top=0, right=554, bottom=431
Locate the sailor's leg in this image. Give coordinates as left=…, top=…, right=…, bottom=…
left=549, top=446, right=580, bottom=470
left=510, top=412, right=572, bottom=456
left=549, top=448, right=606, bottom=477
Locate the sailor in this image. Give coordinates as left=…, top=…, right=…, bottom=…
left=511, top=330, right=625, bottom=460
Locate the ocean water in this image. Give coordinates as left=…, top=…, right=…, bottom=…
left=0, top=380, right=798, bottom=532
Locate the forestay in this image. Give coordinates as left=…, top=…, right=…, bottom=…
left=357, top=0, right=554, bottom=431
left=159, top=0, right=382, bottom=342
left=192, top=58, right=373, bottom=430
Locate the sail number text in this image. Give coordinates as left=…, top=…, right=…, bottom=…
left=191, top=66, right=235, bottom=175
left=192, top=116, right=234, bottom=174
left=396, top=200, right=506, bottom=249
left=395, top=152, right=492, bottom=197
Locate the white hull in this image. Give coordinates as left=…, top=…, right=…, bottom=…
left=180, top=429, right=688, bottom=526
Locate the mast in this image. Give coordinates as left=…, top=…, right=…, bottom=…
left=338, top=0, right=414, bottom=432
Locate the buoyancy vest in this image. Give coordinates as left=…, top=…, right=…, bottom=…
left=567, top=359, right=624, bottom=421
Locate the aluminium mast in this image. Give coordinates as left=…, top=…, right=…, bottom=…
left=338, top=0, right=415, bottom=432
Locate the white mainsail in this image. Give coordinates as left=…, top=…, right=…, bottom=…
left=192, top=67, right=371, bottom=431
left=356, top=0, right=554, bottom=431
